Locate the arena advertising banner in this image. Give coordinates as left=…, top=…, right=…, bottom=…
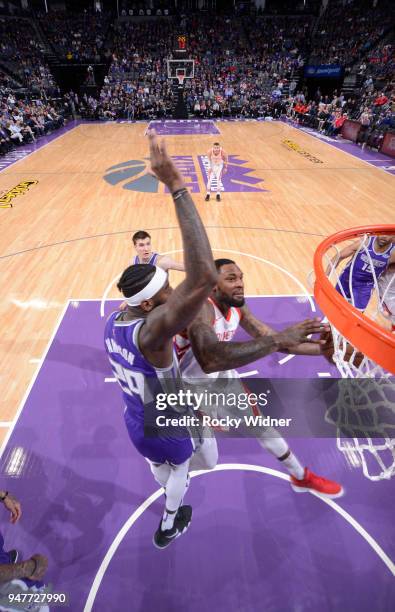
left=380, top=131, right=395, bottom=158
left=304, top=65, right=343, bottom=78
left=341, top=119, right=361, bottom=142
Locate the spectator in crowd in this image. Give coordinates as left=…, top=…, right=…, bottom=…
left=0, top=490, right=49, bottom=612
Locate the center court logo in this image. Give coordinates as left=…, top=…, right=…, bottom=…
left=103, top=156, right=268, bottom=193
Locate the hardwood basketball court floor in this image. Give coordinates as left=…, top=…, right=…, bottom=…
left=0, top=120, right=393, bottom=610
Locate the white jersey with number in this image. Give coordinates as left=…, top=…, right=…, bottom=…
left=175, top=297, right=242, bottom=381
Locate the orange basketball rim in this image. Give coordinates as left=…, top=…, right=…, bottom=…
left=314, top=225, right=395, bottom=375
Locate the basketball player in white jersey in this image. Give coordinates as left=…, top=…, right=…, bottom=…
left=378, top=262, right=395, bottom=331
left=132, top=230, right=184, bottom=271
left=205, top=142, right=228, bottom=202
left=176, top=259, right=343, bottom=498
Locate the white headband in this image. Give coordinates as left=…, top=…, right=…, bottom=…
left=125, top=266, right=168, bottom=307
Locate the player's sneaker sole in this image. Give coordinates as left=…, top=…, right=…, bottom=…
left=153, top=505, right=192, bottom=550
left=290, top=468, right=344, bottom=498
left=205, top=195, right=210, bottom=201
left=290, top=484, right=344, bottom=498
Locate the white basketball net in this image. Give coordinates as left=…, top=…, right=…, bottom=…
left=322, top=233, right=395, bottom=480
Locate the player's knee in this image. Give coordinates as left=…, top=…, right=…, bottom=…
left=205, top=454, right=218, bottom=471
left=204, top=440, right=219, bottom=470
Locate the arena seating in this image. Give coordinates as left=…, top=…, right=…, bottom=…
left=0, top=1, right=393, bottom=157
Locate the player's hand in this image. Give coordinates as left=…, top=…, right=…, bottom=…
left=276, top=319, right=330, bottom=350
left=119, top=301, right=127, bottom=311
left=2, top=493, right=22, bottom=524
left=28, top=554, right=48, bottom=581
left=147, top=129, right=184, bottom=192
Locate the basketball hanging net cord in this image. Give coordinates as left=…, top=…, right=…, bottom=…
left=315, top=228, right=395, bottom=481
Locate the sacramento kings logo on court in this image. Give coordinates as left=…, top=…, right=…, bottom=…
left=103, top=156, right=268, bottom=194
left=103, top=159, right=159, bottom=192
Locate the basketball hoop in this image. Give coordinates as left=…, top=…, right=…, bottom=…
left=176, top=68, right=186, bottom=87
left=167, top=59, right=194, bottom=84
left=314, top=225, right=395, bottom=481
left=314, top=225, right=395, bottom=376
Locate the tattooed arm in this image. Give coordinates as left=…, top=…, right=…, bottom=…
left=188, top=302, right=328, bottom=373
left=239, top=304, right=328, bottom=356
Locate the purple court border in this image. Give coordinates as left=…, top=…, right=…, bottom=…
left=2, top=118, right=393, bottom=176
left=0, top=297, right=394, bottom=612
left=0, top=120, right=79, bottom=173
left=283, top=117, right=395, bottom=176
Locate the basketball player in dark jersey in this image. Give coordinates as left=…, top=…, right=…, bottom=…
left=331, top=235, right=395, bottom=310
left=105, top=130, right=219, bottom=548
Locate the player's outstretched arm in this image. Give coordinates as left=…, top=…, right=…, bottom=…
left=239, top=304, right=329, bottom=356
left=157, top=255, right=185, bottom=272
left=141, top=131, right=217, bottom=349
left=239, top=304, right=276, bottom=338
left=326, top=240, right=360, bottom=275
left=188, top=304, right=328, bottom=373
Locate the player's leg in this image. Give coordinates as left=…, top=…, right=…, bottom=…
left=153, top=454, right=194, bottom=549
left=189, top=430, right=218, bottom=471
left=240, top=379, right=344, bottom=498
left=205, top=168, right=213, bottom=200
left=254, top=424, right=343, bottom=497
left=125, top=410, right=193, bottom=548
left=214, top=163, right=223, bottom=201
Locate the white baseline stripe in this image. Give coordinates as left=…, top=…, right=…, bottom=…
left=83, top=463, right=395, bottom=611
left=0, top=301, right=69, bottom=459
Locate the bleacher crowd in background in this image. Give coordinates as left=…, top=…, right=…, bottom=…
left=0, top=0, right=393, bottom=156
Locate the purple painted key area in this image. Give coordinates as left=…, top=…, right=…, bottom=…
left=0, top=297, right=393, bottom=611
left=148, top=120, right=220, bottom=135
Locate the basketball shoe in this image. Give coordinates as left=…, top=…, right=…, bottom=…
left=7, top=549, right=19, bottom=563
left=205, top=194, right=210, bottom=201
left=153, top=505, right=193, bottom=549
left=216, top=193, right=221, bottom=201
left=290, top=468, right=343, bottom=498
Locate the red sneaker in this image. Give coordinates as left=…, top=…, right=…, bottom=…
left=290, top=468, right=343, bottom=499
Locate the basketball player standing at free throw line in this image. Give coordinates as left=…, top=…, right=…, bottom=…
left=205, top=142, right=228, bottom=202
